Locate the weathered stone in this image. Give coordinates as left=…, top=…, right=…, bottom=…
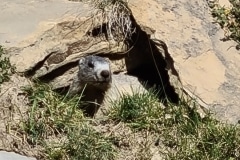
left=0, top=0, right=91, bottom=48
left=0, top=151, right=36, bottom=160
left=128, top=0, right=240, bottom=123
left=9, top=19, right=128, bottom=89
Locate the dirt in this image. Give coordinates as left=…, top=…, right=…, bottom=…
left=0, top=75, right=39, bottom=157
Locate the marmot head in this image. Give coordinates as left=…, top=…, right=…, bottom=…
left=78, top=55, right=111, bottom=90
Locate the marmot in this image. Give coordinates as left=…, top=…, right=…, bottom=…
left=68, top=55, right=112, bottom=116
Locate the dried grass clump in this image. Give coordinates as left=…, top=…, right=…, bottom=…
left=90, top=0, right=135, bottom=42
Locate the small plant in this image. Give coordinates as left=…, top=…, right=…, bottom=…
left=108, top=88, right=164, bottom=130
left=209, top=0, right=240, bottom=49
left=0, top=45, right=15, bottom=85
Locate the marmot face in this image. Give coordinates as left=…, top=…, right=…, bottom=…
left=78, top=55, right=112, bottom=90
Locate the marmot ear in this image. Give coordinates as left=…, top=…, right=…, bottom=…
left=79, top=57, right=85, bottom=65
left=78, top=57, right=85, bottom=70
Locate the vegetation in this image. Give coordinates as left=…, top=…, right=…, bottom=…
left=17, top=83, right=116, bottom=159
left=8, top=82, right=239, bottom=159
left=209, top=0, right=240, bottom=49
left=108, top=89, right=240, bottom=159
left=0, top=45, right=15, bottom=85
left=108, top=89, right=164, bottom=130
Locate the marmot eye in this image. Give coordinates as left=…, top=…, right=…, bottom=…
left=88, top=61, right=94, bottom=68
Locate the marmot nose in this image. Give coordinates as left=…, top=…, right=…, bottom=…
left=100, top=70, right=110, bottom=78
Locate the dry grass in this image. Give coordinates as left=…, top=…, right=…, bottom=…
left=82, top=0, right=135, bottom=42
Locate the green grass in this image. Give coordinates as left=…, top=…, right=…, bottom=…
left=0, top=45, right=15, bottom=85
left=22, top=82, right=84, bottom=145
left=18, top=82, right=116, bottom=159
left=63, top=125, right=115, bottom=160
left=108, top=88, right=164, bottom=130
left=44, top=123, right=116, bottom=160
left=163, top=107, right=240, bottom=159
left=209, top=0, right=240, bottom=49
left=108, top=88, right=240, bottom=159
left=7, top=81, right=240, bottom=159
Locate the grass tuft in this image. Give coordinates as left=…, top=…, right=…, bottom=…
left=15, top=82, right=116, bottom=159
left=22, top=82, right=84, bottom=145
left=0, top=45, right=15, bottom=85
left=108, top=88, right=240, bottom=159
left=44, top=123, right=116, bottom=160
left=88, top=0, right=134, bottom=42
left=63, top=124, right=116, bottom=160
left=108, top=88, right=164, bottom=130
left=163, top=104, right=240, bottom=159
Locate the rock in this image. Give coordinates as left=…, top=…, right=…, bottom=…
left=0, top=151, right=36, bottom=160
left=128, top=0, right=240, bottom=123
left=0, top=0, right=90, bottom=48
left=218, top=0, right=232, bottom=7
left=9, top=17, right=127, bottom=88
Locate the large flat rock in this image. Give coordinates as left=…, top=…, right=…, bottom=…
left=0, top=0, right=90, bottom=47
left=129, top=0, right=240, bottom=123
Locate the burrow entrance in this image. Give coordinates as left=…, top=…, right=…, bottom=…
left=27, top=15, right=180, bottom=104
left=111, top=16, right=180, bottom=103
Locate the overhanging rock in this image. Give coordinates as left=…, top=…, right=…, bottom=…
left=128, top=0, right=240, bottom=123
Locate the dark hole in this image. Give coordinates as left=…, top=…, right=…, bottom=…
left=87, top=23, right=108, bottom=39
left=125, top=15, right=179, bottom=104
